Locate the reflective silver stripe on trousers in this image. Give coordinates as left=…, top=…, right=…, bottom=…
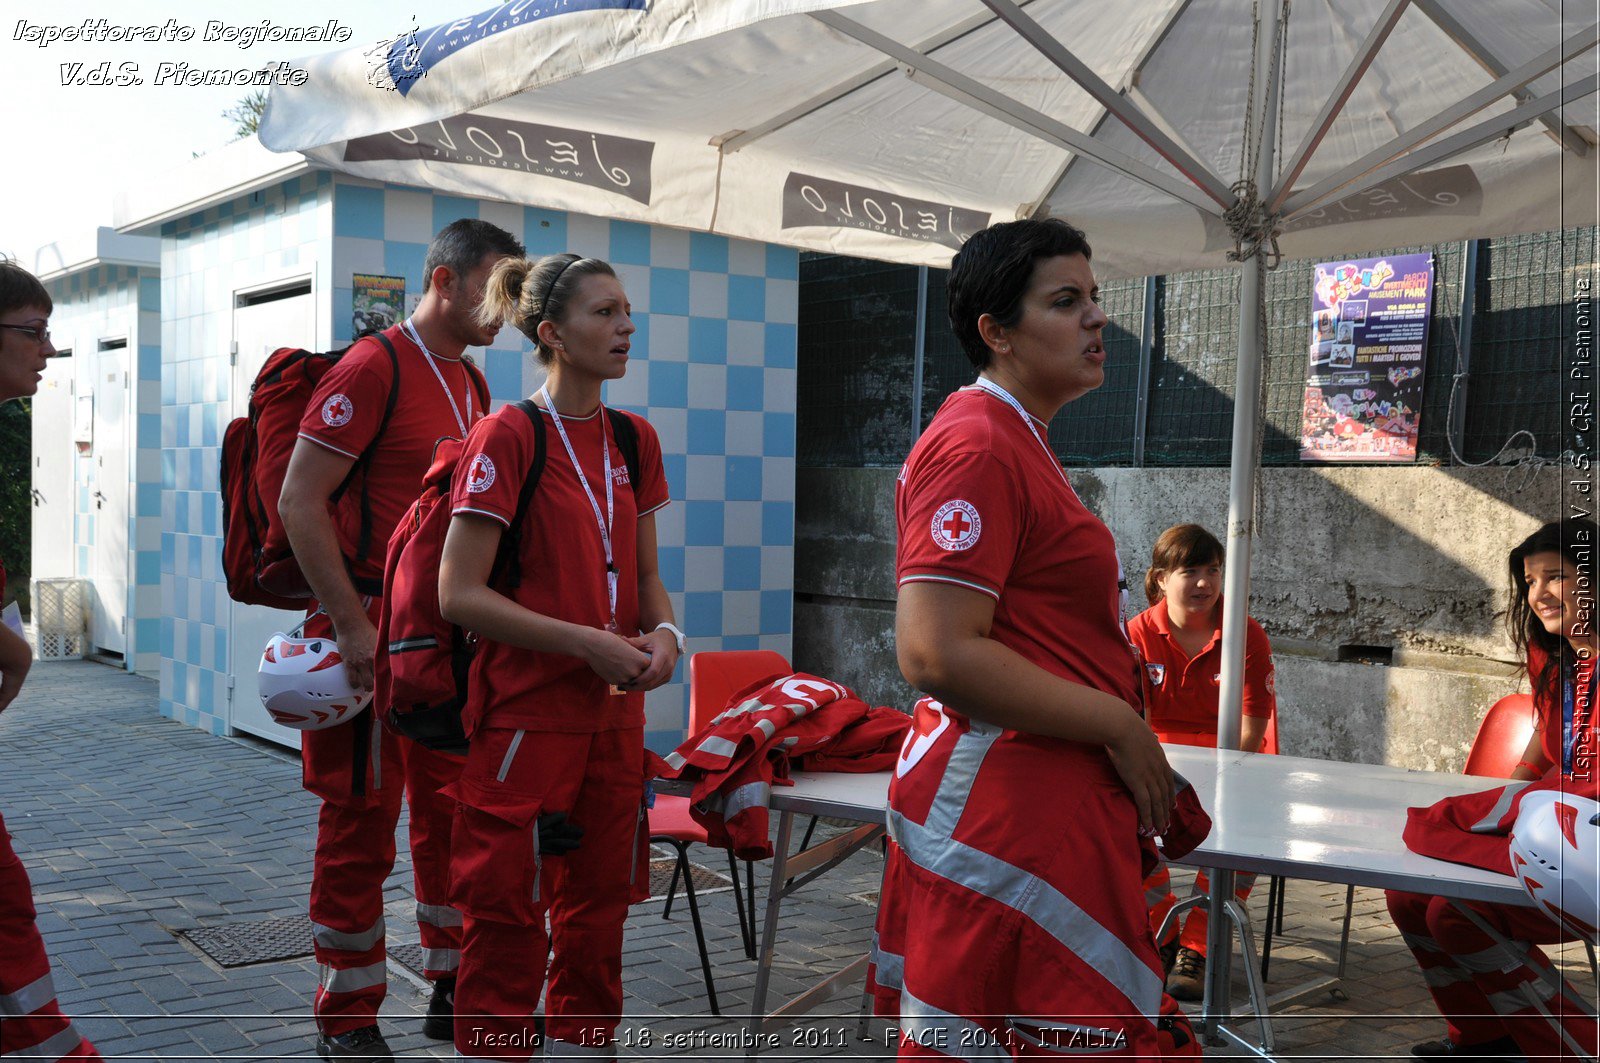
left=870, top=931, right=905, bottom=992
left=1488, top=977, right=1559, bottom=1015
left=1143, top=876, right=1172, bottom=907
left=1468, top=781, right=1531, bottom=833
left=1399, top=929, right=1447, bottom=957
left=322, top=961, right=387, bottom=994
left=1452, top=943, right=1520, bottom=975
left=312, top=916, right=385, bottom=953
left=722, top=781, right=771, bottom=820
left=497, top=729, right=525, bottom=783
left=16, top=1022, right=87, bottom=1062
left=422, top=947, right=459, bottom=972
left=545, top=1037, right=614, bottom=1057
left=0, top=971, right=56, bottom=1016
left=900, top=986, right=1010, bottom=1060
left=416, top=902, right=464, bottom=928
left=370, top=712, right=383, bottom=790
left=1420, top=964, right=1475, bottom=989
left=891, top=722, right=1163, bottom=1021
left=387, top=636, right=438, bottom=653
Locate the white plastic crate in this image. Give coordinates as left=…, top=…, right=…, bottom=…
left=32, top=578, right=86, bottom=661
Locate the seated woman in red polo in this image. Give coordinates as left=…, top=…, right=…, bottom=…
left=1126, top=523, right=1276, bottom=1001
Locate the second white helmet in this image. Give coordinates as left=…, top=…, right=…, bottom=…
left=258, top=633, right=371, bottom=730
left=1509, top=789, right=1600, bottom=942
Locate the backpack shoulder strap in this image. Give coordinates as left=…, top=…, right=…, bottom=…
left=605, top=407, right=642, bottom=493
left=495, top=401, right=548, bottom=589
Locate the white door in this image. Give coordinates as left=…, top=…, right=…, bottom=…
left=31, top=350, right=75, bottom=579
left=89, top=338, right=130, bottom=659
left=228, top=285, right=314, bottom=748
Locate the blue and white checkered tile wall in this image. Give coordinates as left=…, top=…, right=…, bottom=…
left=159, top=172, right=335, bottom=736
left=161, top=172, right=796, bottom=754
left=43, top=264, right=162, bottom=678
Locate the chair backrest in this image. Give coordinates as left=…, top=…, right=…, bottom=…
left=688, top=650, right=793, bottom=734
left=1463, top=693, right=1538, bottom=778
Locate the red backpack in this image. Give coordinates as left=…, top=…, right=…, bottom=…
left=220, top=334, right=403, bottom=607
left=379, top=400, right=640, bottom=753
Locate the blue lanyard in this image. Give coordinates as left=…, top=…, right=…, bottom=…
left=1562, top=660, right=1596, bottom=776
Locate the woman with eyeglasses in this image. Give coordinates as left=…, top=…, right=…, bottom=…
left=0, top=259, right=101, bottom=1060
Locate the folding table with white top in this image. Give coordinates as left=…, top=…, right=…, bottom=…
left=730, top=747, right=1587, bottom=1061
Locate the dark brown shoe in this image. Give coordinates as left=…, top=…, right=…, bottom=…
left=1410, top=1034, right=1519, bottom=1059
left=1165, top=946, right=1205, bottom=1001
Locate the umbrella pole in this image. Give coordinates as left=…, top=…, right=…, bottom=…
left=1203, top=0, right=1281, bottom=1046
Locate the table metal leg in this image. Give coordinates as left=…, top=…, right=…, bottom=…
left=746, top=811, right=795, bottom=1062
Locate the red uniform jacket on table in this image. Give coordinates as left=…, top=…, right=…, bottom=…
left=662, top=672, right=911, bottom=859
left=872, top=383, right=1187, bottom=1057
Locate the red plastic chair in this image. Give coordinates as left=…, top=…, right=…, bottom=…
left=1463, top=694, right=1536, bottom=779
left=648, top=649, right=791, bottom=1011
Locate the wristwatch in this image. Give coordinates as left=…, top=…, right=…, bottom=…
left=654, top=621, right=687, bottom=656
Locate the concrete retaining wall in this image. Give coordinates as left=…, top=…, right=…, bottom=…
left=794, top=464, right=1560, bottom=770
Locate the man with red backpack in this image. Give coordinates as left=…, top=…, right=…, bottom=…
left=278, top=219, right=524, bottom=1062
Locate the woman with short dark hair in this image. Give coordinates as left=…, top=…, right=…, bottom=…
left=871, top=219, right=1175, bottom=1055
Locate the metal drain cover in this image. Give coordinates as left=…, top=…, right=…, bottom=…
left=390, top=942, right=427, bottom=980
left=647, top=856, right=733, bottom=897
left=178, top=916, right=314, bottom=967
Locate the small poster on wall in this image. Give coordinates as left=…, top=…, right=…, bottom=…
left=1299, top=252, right=1434, bottom=462
left=352, top=274, right=405, bottom=338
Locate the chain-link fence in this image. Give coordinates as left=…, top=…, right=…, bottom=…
left=797, top=227, right=1592, bottom=468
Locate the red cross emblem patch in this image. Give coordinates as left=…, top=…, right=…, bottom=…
left=930, top=499, right=981, bottom=551
left=321, top=393, right=354, bottom=428
left=466, top=453, right=496, bottom=494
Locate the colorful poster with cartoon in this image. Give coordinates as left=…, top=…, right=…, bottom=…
left=1299, top=252, right=1434, bottom=462
left=352, top=274, right=405, bottom=338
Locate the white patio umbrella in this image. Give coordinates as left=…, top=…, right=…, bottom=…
left=262, top=0, right=1596, bottom=1038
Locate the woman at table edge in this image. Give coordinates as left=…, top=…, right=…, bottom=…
left=1127, top=523, right=1276, bottom=1002
left=869, top=217, right=1178, bottom=1056
left=1385, top=519, right=1597, bottom=1061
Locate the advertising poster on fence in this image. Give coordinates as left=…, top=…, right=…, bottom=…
left=1299, top=252, right=1434, bottom=462
left=352, top=274, right=405, bottom=338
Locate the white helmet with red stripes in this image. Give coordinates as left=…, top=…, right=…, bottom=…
left=257, top=633, right=371, bottom=730
left=1509, top=789, right=1600, bottom=942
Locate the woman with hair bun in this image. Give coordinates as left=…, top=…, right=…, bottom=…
left=1126, top=523, right=1276, bottom=1001
left=437, top=253, right=681, bottom=1060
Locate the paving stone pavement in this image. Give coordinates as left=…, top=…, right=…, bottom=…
left=2, top=661, right=1595, bottom=1060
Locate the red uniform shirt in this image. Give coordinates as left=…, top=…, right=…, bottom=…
left=1126, top=601, right=1275, bottom=737
left=297, top=325, right=484, bottom=585
left=895, top=385, right=1140, bottom=711
left=450, top=403, right=669, bottom=734
left=1529, top=643, right=1597, bottom=775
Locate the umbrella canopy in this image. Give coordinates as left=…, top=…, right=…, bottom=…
left=261, top=0, right=1596, bottom=278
